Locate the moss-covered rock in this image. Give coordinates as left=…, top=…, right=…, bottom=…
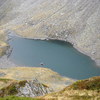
left=18, top=80, right=27, bottom=87
left=0, top=82, right=18, bottom=97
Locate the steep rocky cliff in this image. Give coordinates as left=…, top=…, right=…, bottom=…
left=0, top=0, right=100, bottom=66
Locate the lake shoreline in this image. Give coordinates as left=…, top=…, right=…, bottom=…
left=13, top=34, right=100, bottom=67
left=0, top=31, right=99, bottom=69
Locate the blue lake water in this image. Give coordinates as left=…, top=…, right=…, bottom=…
left=9, top=37, right=100, bottom=80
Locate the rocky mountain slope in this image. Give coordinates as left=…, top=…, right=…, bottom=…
left=0, top=0, right=100, bottom=66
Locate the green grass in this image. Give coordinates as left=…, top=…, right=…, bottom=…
left=0, top=78, right=12, bottom=83
left=0, top=96, right=40, bottom=100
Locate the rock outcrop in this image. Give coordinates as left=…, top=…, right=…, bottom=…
left=0, top=79, right=53, bottom=97
left=17, top=79, right=53, bottom=97
left=0, top=0, right=100, bottom=66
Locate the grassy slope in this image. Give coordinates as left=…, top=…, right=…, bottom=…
left=0, top=96, right=40, bottom=100
left=41, top=76, right=100, bottom=100
left=0, top=78, right=14, bottom=89
left=69, top=76, right=100, bottom=91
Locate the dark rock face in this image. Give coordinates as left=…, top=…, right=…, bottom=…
left=0, top=0, right=100, bottom=65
